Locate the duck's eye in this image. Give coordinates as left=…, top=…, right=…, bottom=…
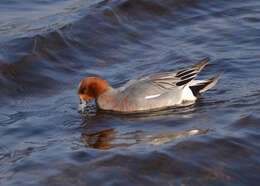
left=80, top=87, right=86, bottom=94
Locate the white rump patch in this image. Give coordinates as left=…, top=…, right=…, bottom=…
left=145, top=94, right=161, bottom=99
left=182, top=86, right=196, bottom=101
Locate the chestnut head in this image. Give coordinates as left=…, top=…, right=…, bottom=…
left=78, top=77, right=109, bottom=104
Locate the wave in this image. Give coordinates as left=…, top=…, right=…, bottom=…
left=0, top=0, right=202, bottom=100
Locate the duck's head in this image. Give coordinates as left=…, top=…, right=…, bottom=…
left=78, top=77, right=109, bottom=104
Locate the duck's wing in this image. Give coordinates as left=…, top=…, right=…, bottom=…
left=147, top=57, right=210, bottom=90
left=118, top=58, right=211, bottom=98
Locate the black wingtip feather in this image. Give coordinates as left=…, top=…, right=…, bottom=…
left=176, top=78, right=194, bottom=86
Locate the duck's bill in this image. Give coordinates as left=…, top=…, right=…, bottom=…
left=78, top=100, right=87, bottom=112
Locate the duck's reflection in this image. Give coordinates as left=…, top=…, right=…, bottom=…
left=80, top=129, right=135, bottom=150
left=76, top=102, right=211, bottom=150
left=78, top=128, right=211, bottom=150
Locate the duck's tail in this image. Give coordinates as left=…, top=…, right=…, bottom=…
left=175, top=57, right=210, bottom=87
left=189, top=73, right=223, bottom=97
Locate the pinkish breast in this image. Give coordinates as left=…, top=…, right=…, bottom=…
left=97, top=93, right=135, bottom=112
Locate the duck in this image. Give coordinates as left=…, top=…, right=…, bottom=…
left=78, top=57, right=222, bottom=113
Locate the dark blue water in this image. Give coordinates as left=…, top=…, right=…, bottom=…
left=1, top=0, right=260, bottom=185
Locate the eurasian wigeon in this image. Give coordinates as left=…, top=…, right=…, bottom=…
left=78, top=57, right=222, bottom=113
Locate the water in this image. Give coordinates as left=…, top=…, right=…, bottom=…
left=1, top=0, right=260, bottom=185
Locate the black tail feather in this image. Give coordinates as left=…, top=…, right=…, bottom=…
left=190, top=73, right=223, bottom=97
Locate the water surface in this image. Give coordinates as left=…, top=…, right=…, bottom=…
left=1, top=0, right=260, bottom=185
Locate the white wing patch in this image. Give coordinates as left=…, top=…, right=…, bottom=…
left=145, top=94, right=161, bottom=99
